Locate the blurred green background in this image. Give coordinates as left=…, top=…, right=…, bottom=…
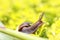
left=0, top=0, right=60, bottom=40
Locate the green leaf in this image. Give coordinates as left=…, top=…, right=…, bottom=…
left=0, top=32, right=20, bottom=40
left=0, top=29, right=48, bottom=40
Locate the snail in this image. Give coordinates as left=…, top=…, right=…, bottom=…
left=17, top=12, right=44, bottom=34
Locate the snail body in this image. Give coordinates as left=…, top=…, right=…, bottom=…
left=18, top=12, right=44, bottom=34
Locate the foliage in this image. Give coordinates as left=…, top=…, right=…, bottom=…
left=0, top=29, right=47, bottom=40
left=0, top=0, right=60, bottom=40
